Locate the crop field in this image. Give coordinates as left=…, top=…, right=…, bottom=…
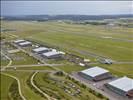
left=1, top=20, right=133, bottom=76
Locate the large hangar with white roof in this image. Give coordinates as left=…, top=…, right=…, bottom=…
left=18, top=41, right=32, bottom=47
left=42, top=50, right=64, bottom=59
left=106, top=77, right=133, bottom=97
left=14, top=39, right=25, bottom=44
left=32, top=47, right=49, bottom=54
left=14, top=39, right=32, bottom=47
left=78, top=66, right=112, bottom=81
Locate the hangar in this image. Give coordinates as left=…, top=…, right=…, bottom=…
left=18, top=41, right=32, bottom=47
left=14, top=39, right=25, bottom=44
left=32, top=47, right=49, bottom=54
left=78, top=66, right=112, bottom=81
left=106, top=77, right=133, bottom=97
left=42, top=51, right=63, bottom=59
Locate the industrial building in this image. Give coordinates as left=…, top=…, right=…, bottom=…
left=42, top=50, right=63, bottom=59
left=106, top=77, right=133, bottom=97
left=18, top=41, right=32, bottom=47
left=78, top=66, right=112, bottom=81
left=32, top=47, right=49, bottom=54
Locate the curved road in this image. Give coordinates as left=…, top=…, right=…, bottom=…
left=1, top=73, right=26, bottom=100
left=1, top=52, right=26, bottom=100
left=30, top=71, right=57, bottom=100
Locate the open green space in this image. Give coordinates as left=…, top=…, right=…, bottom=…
left=56, top=64, right=86, bottom=73
left=1, top=59, right=9, bottom=67
left=34, top=71, right=106, bottom=100
left=1, top=21, right=133, bottom=61
left=5, top=71, right=44, bottom=100
left=0, top=73, right=14, bottom=100
left=1, top=20, right=133, bottom=82
left=10, top=51, right=39, bottom=65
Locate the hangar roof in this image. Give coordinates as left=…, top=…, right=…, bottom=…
left=14, top=39, right=25, bottom=43
left=81, top=66, right=109, bottom=77
left=33, top=47, right=49, bottom=52
left=42, top=51, right=61, bottom=57
left=19, top=41, right=31, bottom=46
left=108, top=77, right=133, bottom=92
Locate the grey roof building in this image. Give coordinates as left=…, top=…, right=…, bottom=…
left=32, top=47, right=49, bottom=53
left=18, top=41, right=32, bottom=47
left=14, top=39, right=25, bottom=43
left=79, top=66, right=112, bottom=81
left=106, top=77, right=133, bottom=97
left=42, top=51, right=63, bottom=59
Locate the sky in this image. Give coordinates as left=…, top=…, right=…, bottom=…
left=1, top=1, right=133, bottom=16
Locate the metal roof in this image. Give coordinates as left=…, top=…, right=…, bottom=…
left=14, top=39, right=25, bottom=43
left=42, top=51, right=61, bottom=57
left=108, top=77, right=133, bottom=92
left=19, top=41, right=31, bottom=46
left=33, top=47, right=49, bottom=52
left=81, top=66, right=109, bottom=77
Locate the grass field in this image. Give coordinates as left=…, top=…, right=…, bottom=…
left=5, top=71, right=44, bottom=100
left=0, top=73, right=14, bottom=100
left=11, top=52, right=39, bottom=65
left=1, top=20, right=133, bottom=77
left=56, top=64, right=86, bottom=73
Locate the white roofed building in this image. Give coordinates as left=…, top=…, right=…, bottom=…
left=18, top=41, right=32, bottom=47
left=106, top=77, right=133, bottom=97
left=79, top=66, right=112, bottom=81
left=32, top=47, right=49, bottom=54
left=42, top=51, right=64, bottom=59
left=14, top=39, right=25, bottom=43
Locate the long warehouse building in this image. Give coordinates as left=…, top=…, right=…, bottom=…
left=78, top=66, right=112, bottom=81
left=18, top=41, right=32, bottom=47
left=42, top=50, right=64, bottom=59
left=32, top=47, right=50, bottom=54
left=106, top=77, right=133, bottom=98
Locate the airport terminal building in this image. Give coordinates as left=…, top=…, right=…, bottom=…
left=78, top=66, right=112, bottom=81
left=106, top=77, right=133, bottom=98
